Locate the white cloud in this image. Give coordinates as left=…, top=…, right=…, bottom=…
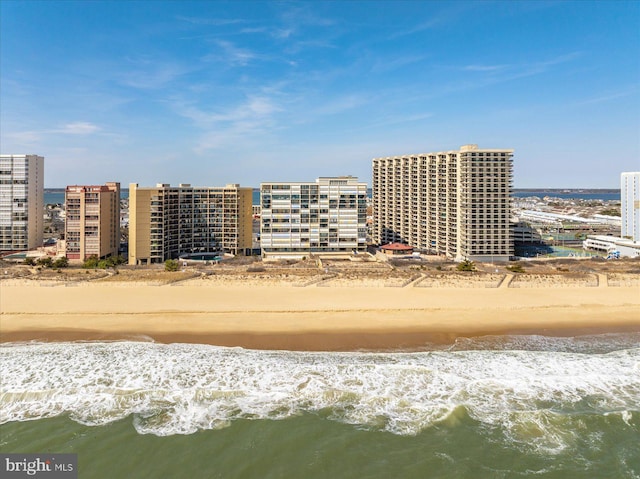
left=170, top=94, right=282, bottom=153
left=575, top=89, right=637, bottom=106
left=55, top=122, right=101, bottom=135
left=203, top=40, right=259, bottom=66
left=463, top=64, right=508, bottom=72
left=314, top=94, right=371, bottom=115
left=118, top=58, right=191, bottom=90
left=372, top=55, right=427, bottom=73
left=3, top=130, right=42, bottom=143
left=176, top=16, right=246, bottom=26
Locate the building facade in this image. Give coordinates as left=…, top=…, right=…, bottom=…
left=583, top=235, right=640, bottom=258
left=0, top=154, right=44, bottom=251
left=65, top=182, right=120, bottom=261
left=372, top=144, right=514, bottom=262
left=128, top=183, right=253, bottom=265
left=621, top=172, right=640, bottom=242
left=260, top=176, right=368, bottom=259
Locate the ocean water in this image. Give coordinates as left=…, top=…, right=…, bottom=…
left=1, top=334, right=639, bottom=478
left=43, top=189, right=615, bottom=205
left=44, top=190, right=129, bottom=205
left=512, top=191, right=620, bottom=201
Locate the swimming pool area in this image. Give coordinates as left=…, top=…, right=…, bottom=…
left=515, top=244, right=599, bottom=258
left=178, top=253, right=222, bottom=262
left=2, top=252, right=28, bottom=261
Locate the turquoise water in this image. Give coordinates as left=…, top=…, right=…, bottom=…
left=2, top=252, right=27, bottom=260
left=1, top=334, right=639, bottom=478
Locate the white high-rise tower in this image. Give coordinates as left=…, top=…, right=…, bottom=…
left=621, top=172, right=640, bottom=242
left=0, top=154, right=44, bottom=251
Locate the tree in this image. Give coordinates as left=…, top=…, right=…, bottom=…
left=456, top=259, right=476, bottom=272
left=165, top=259, right=180, bottom=272
left=24, top=257, right=36, bottom=266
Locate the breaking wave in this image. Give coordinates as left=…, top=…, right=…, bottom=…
left=1, top=334, right=639, bottom=454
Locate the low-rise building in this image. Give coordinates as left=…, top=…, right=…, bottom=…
left=583, top=235, right=640, bottom=258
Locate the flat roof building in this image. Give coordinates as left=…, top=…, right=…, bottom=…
left=373, top=144, right=514, bottom=262
left=260, top=176, right=368, bottom=259
left=128, top=183, right=252, bottom=265
left=65, top=182, right=120, bottom=261
left=0, top=154, right=44, bottom=252
left=583, top=234, right=640, bottom=258
left=621, top=172, right=640, bottom=242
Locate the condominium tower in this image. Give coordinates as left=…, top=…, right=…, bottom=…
left=65, top=182, right=120, bottom=261
left=128, top=183, right=253, bottom=265
left=372, top=144, right=514, bottom=262
left=0, top=154, right=44, bottom=251
left=621, top=172, right=640, bottom=242
left=260, top=176, right=367, bottom=259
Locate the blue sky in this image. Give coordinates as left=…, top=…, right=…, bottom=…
left=1, top=1, right=639, bottom=188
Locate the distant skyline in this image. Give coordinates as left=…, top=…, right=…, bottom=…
left=1, top=1, right=639, bottom=188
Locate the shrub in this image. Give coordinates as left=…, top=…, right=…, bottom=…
left=52, top=256, right=69, bottom=268
left=83, top=255, right=100, bottom=269
left=106, top=255, right=126, bottom=267
left=36, top=257, right=53, bottom=268
left=165, top=259, right=180, bottom=272
left=456, top=259, right=476, bottom=272
left=24, top=257, right=36, bottom=266
left=506, top=264, right=525, bottom=273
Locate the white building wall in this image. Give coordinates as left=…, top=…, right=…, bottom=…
left=260, top=177, right=367, bottom=258
left=621, top=172, right=640, bottom=242
left=0, top=154, right=44, bottom=251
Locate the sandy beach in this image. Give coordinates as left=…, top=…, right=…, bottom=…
left=2, top=276, right=639, bottom=350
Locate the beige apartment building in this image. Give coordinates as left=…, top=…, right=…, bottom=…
left=65, top=182, right=120, bottom=261
left=372, top=144, right=514, bottom=262
left=260, top=176, right=368, bottom=259
left=0, top=154, right=44, bottom=251
left=128, top=183, right=252, bottom=265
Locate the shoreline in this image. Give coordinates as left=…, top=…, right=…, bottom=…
left=2, top=282, right=639, bottom=351
left=2, top=324, right=640, bottom=352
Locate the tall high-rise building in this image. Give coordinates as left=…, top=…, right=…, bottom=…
left=621, top=172, right=640, bottom=242
left=260, top=176, right=368, bottom=259
left=128, top=183, right=253, bottom=265
left=372, top=144, right=514, bottom=262
left=0, top=154, right=44, bottom=251
left=65, top=182, right=120, bottom=261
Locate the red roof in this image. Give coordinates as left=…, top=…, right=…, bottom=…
left=381, top=243, right=413, bottom=251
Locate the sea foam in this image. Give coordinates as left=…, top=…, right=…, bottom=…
left=1, top=336, right=639, bottom=454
